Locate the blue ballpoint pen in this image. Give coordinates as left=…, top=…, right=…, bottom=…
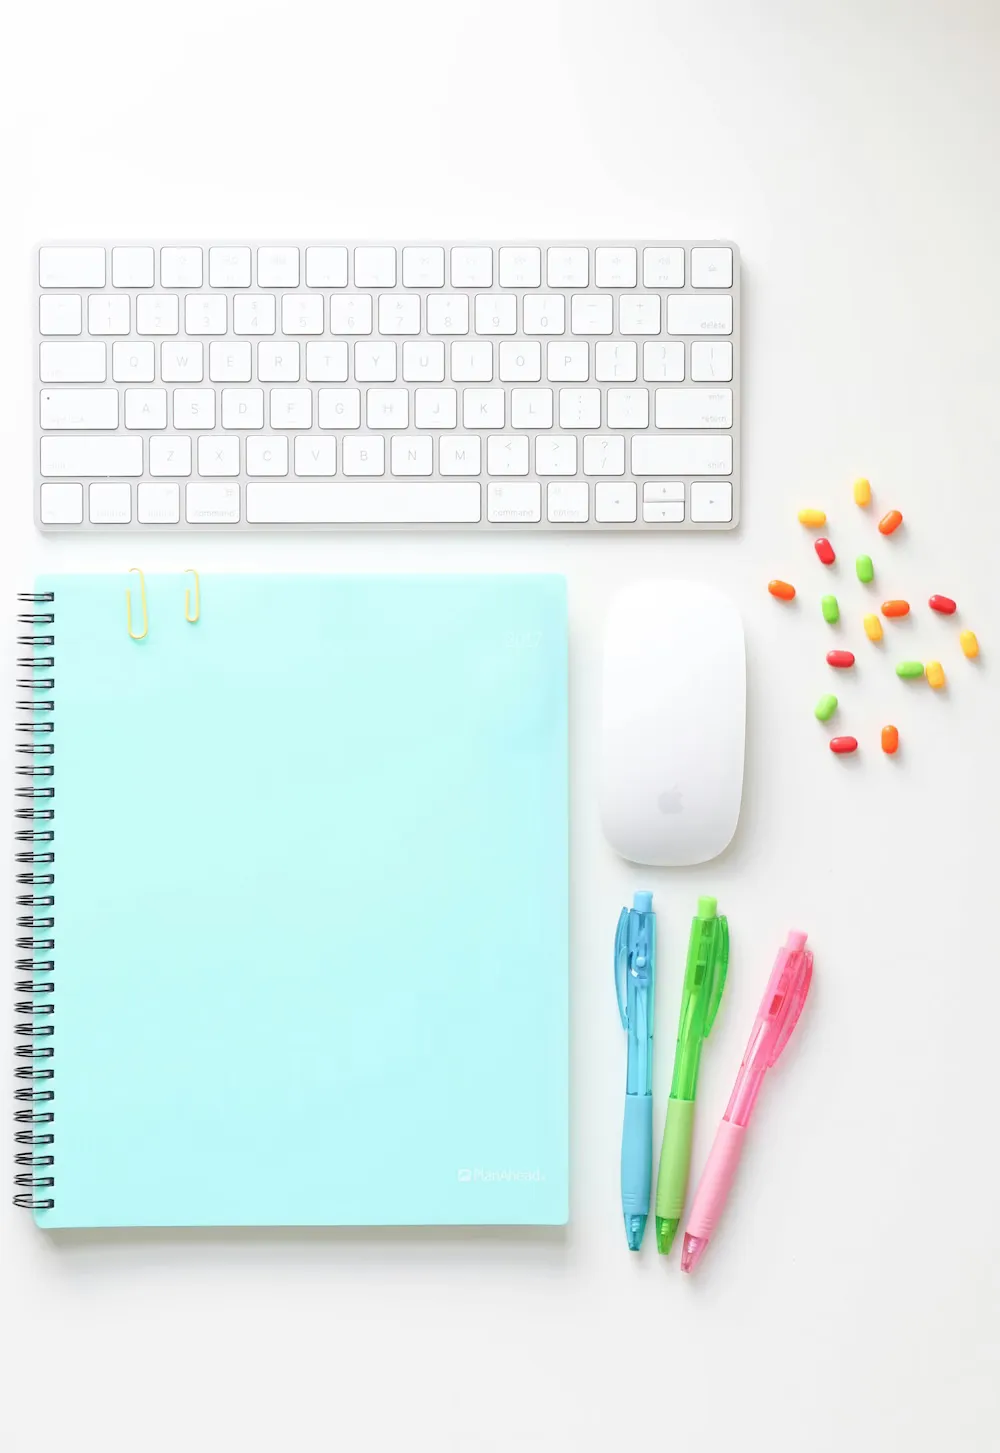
left=614, top=890, right=656, bottom=1251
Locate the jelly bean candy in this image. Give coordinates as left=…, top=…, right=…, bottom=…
left=925, top=661, right=946, bottom=689
left=896, top=660, right=924, bottom=678
left=798, top=509, right=826, bottom=527
left=814, top=538, right=836, bottom=565
left=928, top=595, right=956, bottom=614
left=814, top=694, right=838, bottom=721
left=864, top=614, right=883, bottom=642
left=821, top=595, right=839, bottom=624
left=881, top=725, right=899, bottom=755
left=853, top=477, right=871, bottom=507
left=882, top=600, right=910, bottom=618
left=830, top=737, right=858, bottom=754
left=960, top=630, right=979, bottom=659
left=768, top=580, right=796, bottom=600
left=856, top=555, right=874, bottom=583
left=878, top=510, right=903, bottom=535
left=827, top=650, right=855, bottom=668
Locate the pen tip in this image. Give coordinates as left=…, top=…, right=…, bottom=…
left=655, top=1217, right=679, bottom=1255
left=680, top=1233, right=708, bottom=1273
left=625, top=1213, right=648, bottom=1251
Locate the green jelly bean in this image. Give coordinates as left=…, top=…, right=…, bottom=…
left=814, top=694, right=838, bottom=721
left=896, top=660, right=925, bottom=679
left=821, top=595, right=839, bottom=624
left=856, top=554, right=874, bottom=584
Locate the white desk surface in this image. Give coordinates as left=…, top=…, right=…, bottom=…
left=4, top=2, right=1000, bottom=1448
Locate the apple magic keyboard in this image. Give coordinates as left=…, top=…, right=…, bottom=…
left=35, top=241, right=740, bottom=532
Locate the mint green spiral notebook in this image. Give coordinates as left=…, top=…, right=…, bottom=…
left=17, top=574, right=568, bottom=1228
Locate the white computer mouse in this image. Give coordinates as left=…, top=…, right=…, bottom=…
left=600, top=579, right=746, bottom=866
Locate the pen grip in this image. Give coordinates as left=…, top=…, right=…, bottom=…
left=655, top=1096, right=696, bottom=1221
left=685, top=1120, right=747, bottom=1242
left=621, top=1093, right=653, bottom=1215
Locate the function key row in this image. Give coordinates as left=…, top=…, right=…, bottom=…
left=39, top=245, right=734, bottom=293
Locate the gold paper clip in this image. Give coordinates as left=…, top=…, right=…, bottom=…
left=184, top=569, right=200, bottom=624
left=126, top=568, right=148, bottom=640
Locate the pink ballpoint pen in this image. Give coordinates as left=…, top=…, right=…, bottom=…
left=681, top=930, right=814, bottom=1273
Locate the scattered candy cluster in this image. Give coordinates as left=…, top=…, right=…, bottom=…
left=769, top=479, right=981, bottom=757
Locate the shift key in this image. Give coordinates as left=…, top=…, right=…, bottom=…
left=631, top=435, right=732, bottom=476
left=41, top=435, right=143, bottom=477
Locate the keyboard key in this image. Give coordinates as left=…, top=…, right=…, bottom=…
left=355, top=341, right=398, bottom=381
left=187, top=482, right=241, bottom=524
left=547, top=342, right=589, bottom=381
left=305, top=246, right=348, bottom=287
left=691, top=246, right=733, bottom=288
left=270, top=388, right=312, bottom=429
left=486, top=435, right=529, bottom=475
left=546, top=247, right=589, bottom=288
left=655, top=387, right=733, bottom=429
left=234, top=295, right=276, bottom=335
left=294, top=437, right=337, bottom=475
left=451, top=341, right=493, bottom=381
left=366, top=388, right=408, bottom=428
left=354, top=247, right=396, bottom=287
left=643, top=341, right=685, bottom=381
left=595, top=247, right=636, bottom=288
left=282, top=294, right=324, bottom=334
left=39, top=247, right=104, bottom=288
left=160, top=246, right=203, bottom=288
left=595, top=480, right=637, bottom=522
left=112, top=246, right=154, bottom=287
left=690, top=341, right=733, bottom=381
left=246, top=481, right=481, bottom=524
left=246, top=437, right=288, bottom=475
left=197, top=436, right=240, bottom=476
left=136, top=294, right=179, bottom=335
left=583, top=435, right=625, bottom=475
left=39, top=481, right=84, bottom=523
left=209, top=246, right=251, bottom=287
left=644, top=481, right=686, bottom=502
left=426, top=295, right=469, bottom=335
left=510, top=388, right=553, bottom=428
left=161, top=341, right=204, bottom=381
left=559, top=388, right=601, bottom=428
left=138, top=480, right=180, bottom=523
left=522, top=296, right=565, bottom=335
left=185, top=294, right=227, bottom=334
left=222, top=388, right=264, bottom=429
left=378, top=294, right=421, bottom=335
left=595, top=341, right=637, bottom=381
left=174, top=389, right=216, bottom=429
left=464, top=388, right=504, bottom=428
left=570, top=295, right=613, bottom=334
left=342, top=437, right=385, bottom=475
left=40, top=436, right=142, bottom=477
left=402, top=246, right=445, bottom=287
left=88, top=295, right=131, bottom=335
left=488, top=481, right=540, bottom=522
left=414, top=388, right=457, bottom=428
left=402, top=341, right=445, bottom=382
left=643, top=247, right=684, bottom=288
left=259, top=341, right=301, bottom=381
left=209, top=341, right=252, bottom=382
left=690, top=480, right=733, bottom=522
left=666, top=295, right=733, bottom=336
left=498, top=247, right=540, bottom=288
left=499, top=341, right=541, bottom=381
left=547, top=480, right=589, bottom=522
left=391, top=436, right=433, bottom=475
left=475, top=295, right=517, bottom=334
left=606, top=388, right=649, bottom=429
left=330, top=294, right=373, bottom=334
left=631, top=435, right=733, bottom=475
left=149, top=436, right=192, bottom=476
left=304, top=342, right=347, bottom=382
left=125, top=387, right=167, bottom=430
left=112, top=341, right=155, bottom=382
left=318, top=388, right=361, bottom=428
left=450, top=247, right=492, bottom=287
left=89, top=480, right=132, bottom=523
left=39, top=295, right=82, bottom=335
left=439, top=436, right=481, bottom=474
left=644, top=501, right=685, bottom=523
left=40, top=388, right=118, bottom=430
left=619, top=296, right=661, bottom=335
left=40, top=341, right=106, bottom=383
left=257, top=246, right=299, bottom=287
left=535, top=437, right=577, bottom=475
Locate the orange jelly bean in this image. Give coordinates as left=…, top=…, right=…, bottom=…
left=768, top=580, right=796, bottom=600
left=881, top=725, right=899, bottom=755
left=881, top=599, right=910, bottom=618
left=878, top=509, right=903, bottom=535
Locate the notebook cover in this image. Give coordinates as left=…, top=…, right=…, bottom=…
left=20, top=574, right=568, bottom=1228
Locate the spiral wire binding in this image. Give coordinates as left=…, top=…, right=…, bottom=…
left=14, top=594, right=55, bottom=1210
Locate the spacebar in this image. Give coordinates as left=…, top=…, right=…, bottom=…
left=246, top=481, right=482, bottom=524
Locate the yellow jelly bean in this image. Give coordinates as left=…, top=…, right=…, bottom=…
left=960, top=630, right=979, bottom=659
left=853, top=477, right=871, bottom=507
left=797, top=509, right=827, bottom=527
left=925, top=660, right=946, bottom=689
left=864, top=613, right=883, bottom=642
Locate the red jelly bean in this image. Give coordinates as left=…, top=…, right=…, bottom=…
left=830, top=736, right=858, bottom=754
left=928, top=594, right=956, bottom=615
left=826, top=650, right=855, bottom=668
left=878, top=509, right=903, bottom=535
left=814, top=537, right=836, bottom=565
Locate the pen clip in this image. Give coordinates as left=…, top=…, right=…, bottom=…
left=703, top=914, right=729, bottom=1038
left=614, top=908, right=630, bottom=1028
left=768, top=946, right=813, bottom=1065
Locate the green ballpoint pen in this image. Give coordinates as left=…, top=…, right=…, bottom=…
left=654, top=895, right=729, bottom=1255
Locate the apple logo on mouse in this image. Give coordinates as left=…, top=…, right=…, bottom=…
left=658, top=786, right=683, bottom=815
